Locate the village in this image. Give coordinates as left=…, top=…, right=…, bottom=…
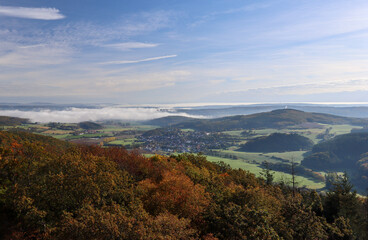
left=137, top=128, right=234, bottom=153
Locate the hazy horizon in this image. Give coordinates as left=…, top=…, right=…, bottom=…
left=3, top=102, right=368, bottom=123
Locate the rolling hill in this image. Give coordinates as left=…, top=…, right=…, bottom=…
left=238, top=133, right=313, bottom=153
left=0, top=116, right=29, bottom=126
left=160, top=109, right=368, bottom=131
left=302, top=132, right=368, bottom=170
left=302, top=132, right=368, bottom=191
left=144, top=116, right=198, bottom=127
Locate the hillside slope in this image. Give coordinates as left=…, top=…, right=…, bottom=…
left=0, top=130, right=365, bottom=239
left=171, top=109, right=368, bottom=131
left=0, top=116, right=29, bottom=126
left=302, top=132, right=368, bottom=191
left=144, top=116, right=198, bottom=127
left=238, top=133, right=313, bottom=153
left=302, top=133, right=368, bottom=170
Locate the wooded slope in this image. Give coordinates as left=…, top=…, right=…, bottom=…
left=0, top=131, right=367, bottom=239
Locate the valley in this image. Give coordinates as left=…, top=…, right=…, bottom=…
left=2, top=109, right=367, bottom=193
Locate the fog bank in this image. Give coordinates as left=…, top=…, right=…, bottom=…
left=0, top=107, right=203, bottom=123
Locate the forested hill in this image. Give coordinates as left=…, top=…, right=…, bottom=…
left=238, top=133, right=314, bottom=153
left=144, top=116, right=198, bottom=127
left=166, top=109, right=368, bottom=131
left=1, top=130, right=367, bottom=239
left=302, top=132, right=368, bottom=170
left=301, top=132, right=368, bottom=193
left=0, top=116, right=29, bottom=126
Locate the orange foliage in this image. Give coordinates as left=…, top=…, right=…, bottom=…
left=0, top=131, right=365, bottom=239
left=139, top=170, right=210, bottom=219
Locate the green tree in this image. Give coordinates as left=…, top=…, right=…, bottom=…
left=324, top=172, right=361, bottom=238
left=260, top=161, right=274, bottom=185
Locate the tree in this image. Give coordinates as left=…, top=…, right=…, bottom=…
left=260, top=161, right=274, bottom=185
left=290, top=159, right=298, bottom=198
left=324, top=172, right=362, bottom=238
left=325, top=172, right=339, bottom=190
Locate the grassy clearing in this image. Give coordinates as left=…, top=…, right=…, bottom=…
left=206, top=155, right=263, bottom=173
left=108, top=138, right=136, bottom=145
left=65, top=133, right=112, bottom=140
left=215, top=148, right=306, bottom=164
left=272, top=172, right=325, bottom=189
left=263, top=151, right=307, bottom=163
left=134, top=125, right=159, bottom=131
left=100, top=127, right=135, bottom=132
left=327, top=124, right=361, bottom=135
left=253, top=129, right=279, bottom=135
left=50, top=134, right=71, bottom=139
left=43, top=130, right=73, bottom=134
left=181, top=128, right=195, bottom=132
left=217, top=150, right=274, bottom=163
left=222, top=130, right=244, bottom=136
left=216, top=149, right=307, bottom=164
left=23, top=124, right=50, bottom=129
left=205, top=155, right=325, bottom=189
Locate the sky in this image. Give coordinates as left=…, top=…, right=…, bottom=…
left=1, top=0, right=368, bottom=104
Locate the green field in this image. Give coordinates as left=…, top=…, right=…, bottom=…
left=108, top=138, right=137, bottom=146
left=205, top=155, right=325, bottom=189
left=222, top=130, right=244, bottom=136
left=212, top=149, right=306, bottom=164
left=181, top=128, right=195, bottom=132
left=100, top=127, right=135, bottom=132
left=49, top=134, right=71, bottom=139
left=327, top=124, right=361, bottom=135
left=133, top=125, right=159, bottom=131
left=263, top=151, right=307, bottom=163
left=65, top=132, right=113, bottom=140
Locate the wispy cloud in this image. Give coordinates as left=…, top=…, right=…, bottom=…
left=18, top=44, right=46, bottom=49
left=101, top=55, right=177, bottom=65
left=189, top=2, right=272, bottom=28
left=0, top=6, right=65, bottom=20
left=104, top=42, right=159, bottom=50
left=0, top=42, right=72, bottom=67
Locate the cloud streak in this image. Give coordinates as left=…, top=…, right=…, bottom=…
left=101, top=55, right=177, bottom=65
left=0, top=6, right=65, bottom=20
left=105, top=42, right=159, bottom=50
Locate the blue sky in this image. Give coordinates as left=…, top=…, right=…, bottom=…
left=1, top=0, right=368, bottom=104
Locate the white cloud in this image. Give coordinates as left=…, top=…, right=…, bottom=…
left=105, top=42, right=159, bottom=50
left=18, top=44, right=46, bottom=49
left=101, top=55, right=177, bottom=65
left=0, top=6, right=65, bottom=20
left=0, top=107, right=203, bottom=123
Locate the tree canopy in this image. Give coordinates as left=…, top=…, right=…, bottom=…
left=0, top=131, right=366, bottom=239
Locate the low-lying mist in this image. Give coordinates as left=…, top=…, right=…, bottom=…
left=0, top=107, right=204, bottom=123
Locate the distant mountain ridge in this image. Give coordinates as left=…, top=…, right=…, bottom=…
left=147, top=109, right=368, bottom=131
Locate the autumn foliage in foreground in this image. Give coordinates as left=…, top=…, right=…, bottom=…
left=0, top=131, right=367, bottom=239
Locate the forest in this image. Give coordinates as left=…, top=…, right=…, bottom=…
left=238, top=133, right=313, bottom=153
left=1, top=130, right=367, bottom=239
